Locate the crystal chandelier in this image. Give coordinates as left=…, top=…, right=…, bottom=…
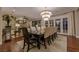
left=40, top=7, right=52, bottom=21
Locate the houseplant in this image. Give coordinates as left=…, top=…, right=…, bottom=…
left=2, top=14, right=16, bottom=26
left=2, top=14, right=16, bottom=42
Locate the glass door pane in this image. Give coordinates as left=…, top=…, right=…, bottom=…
left=49, top=20, right=54, bottom=27
left=45, top=21, right=48, bottom=27
left=37, top=20, right=41, bottom=27
left=63, top=18, right=68, bottom=33
left=55, top=19, right=61, bottom=32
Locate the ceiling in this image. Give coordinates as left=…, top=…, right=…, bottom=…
left=1, top=7, right=78, bottom=20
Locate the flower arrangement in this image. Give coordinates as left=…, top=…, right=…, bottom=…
left=2, top=14, right=16, bottom=26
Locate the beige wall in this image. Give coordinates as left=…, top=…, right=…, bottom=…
left=75, top=9, right=79, bottom=38
left=0, top=16, right=2, bottom=45
left=0, top=8, right=2, bottom=44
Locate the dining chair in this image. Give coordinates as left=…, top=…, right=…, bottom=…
left=50, top=27, right=58, bottom=46
left=37, top=34, right=47, bottom=49
left=43, top=27, right=51, bottom=46
left=28, top=26, right=46, bottom=49
left=21, top=27, right=38, bottom=52
left=53, top=27, right=58, bottom=39
left=48, top=27, right=54, bottom=44
left=30, top=27, right=37, bottom=33
left=35, top=26, right=41, bottom=34
left=31, top=26, right=46, bottom=49
left=50, top=27, right=56, bottom=44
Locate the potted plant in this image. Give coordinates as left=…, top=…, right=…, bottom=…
left=2, top=14, right=16, bottom=42
left=2, top=14, right=16, bottom=26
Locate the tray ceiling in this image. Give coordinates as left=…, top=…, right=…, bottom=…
left=1, top=7, right=78, bottom=20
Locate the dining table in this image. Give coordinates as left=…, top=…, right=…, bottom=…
left=27, top=27, right=57, bottom=49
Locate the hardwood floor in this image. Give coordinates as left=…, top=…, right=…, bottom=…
left=23, top=35, right=67, bottom=52
left=0, top=35, right=79, bottom=52
left=67, top=36, right=79, bottom=52
left=0, top=36, right=23, bottom=52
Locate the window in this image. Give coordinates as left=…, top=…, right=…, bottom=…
left=32, top=20, right=41, bottom=27
left=63, top=18, right=68, bottom=33
left=32, top=21, right=37, bottom=27
left=45, top=21, right=48, bottom=27
left=55, top=19, right=61, bottom=32
left=37, top=20, right=41, bottom=27
left=49, top=20, right=54, bottom=27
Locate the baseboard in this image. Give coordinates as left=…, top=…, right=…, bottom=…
left=57, top=33, right=72, bottom=36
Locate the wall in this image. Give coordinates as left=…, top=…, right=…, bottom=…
left=75, top=9, right=79, bottom=38
left=0, top=8, right=2, bottom=45
left=0, top=17, right=2, bottom=45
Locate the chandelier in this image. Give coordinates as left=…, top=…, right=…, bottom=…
left=40, top=8, right=52, bottom=21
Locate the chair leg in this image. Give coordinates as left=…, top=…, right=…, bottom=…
left=23, top=41, right=25, bottom=49
left=36, top=38, right=40, bottom=49
left=55, top=33, right=57, bottom=39
left=27, top=44, right=30, bottom=52
left=50, top=36, right=53, bottom=44
left=52, top=35, right=54, bottom=42
left=47, top=40, right=49, bottom=45
left=54, top=33, right=56, bottom=39
left=37, top=43, right=40, bottom=49
left=37, top=40, right=40, bottom=49
left=44, top=39, right=47, bottom=49
left=47, top=36, right=52, bottom=45
left=56, top=33, right=58, bottom=38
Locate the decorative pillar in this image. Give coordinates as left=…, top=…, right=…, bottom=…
left=41, top=19, right=45, bottom=28
left=48, top=20, right=50, bottom=27
left=61, top=18, right=63, bottom=34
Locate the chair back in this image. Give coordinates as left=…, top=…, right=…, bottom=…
left=22, top=27, right=30, bottom=43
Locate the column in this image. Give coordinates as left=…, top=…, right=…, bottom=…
left=41, top=19, right=45, bottom=28
left=61, top=18, right=63, bottom=34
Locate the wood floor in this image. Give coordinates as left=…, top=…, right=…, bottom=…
left=23, top=35, right=67, bottom=52
left=0, top=35, right=79, bottom=52
left=0, top=36, right=23, bottom=52
left=67, top=36, right=79, bottom=52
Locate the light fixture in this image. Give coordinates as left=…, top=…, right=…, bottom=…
left=40, top=7, right=52, bottom=21
left=15, top=23, right=20, bottom=31
left=15, top=23, right=20, bottom=27
left=16, top=17, right=27, bottom=24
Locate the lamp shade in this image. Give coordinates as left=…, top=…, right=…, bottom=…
left=40, top=10, right=52, bottom=21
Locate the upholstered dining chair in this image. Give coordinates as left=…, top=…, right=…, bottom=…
left=44, top=27, right=52, bottom=46
left=53, top=27, right=58, bottom=39
left=30, top=27, right=37, bottom=33
left=21, top=27, right=38, bottom=52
